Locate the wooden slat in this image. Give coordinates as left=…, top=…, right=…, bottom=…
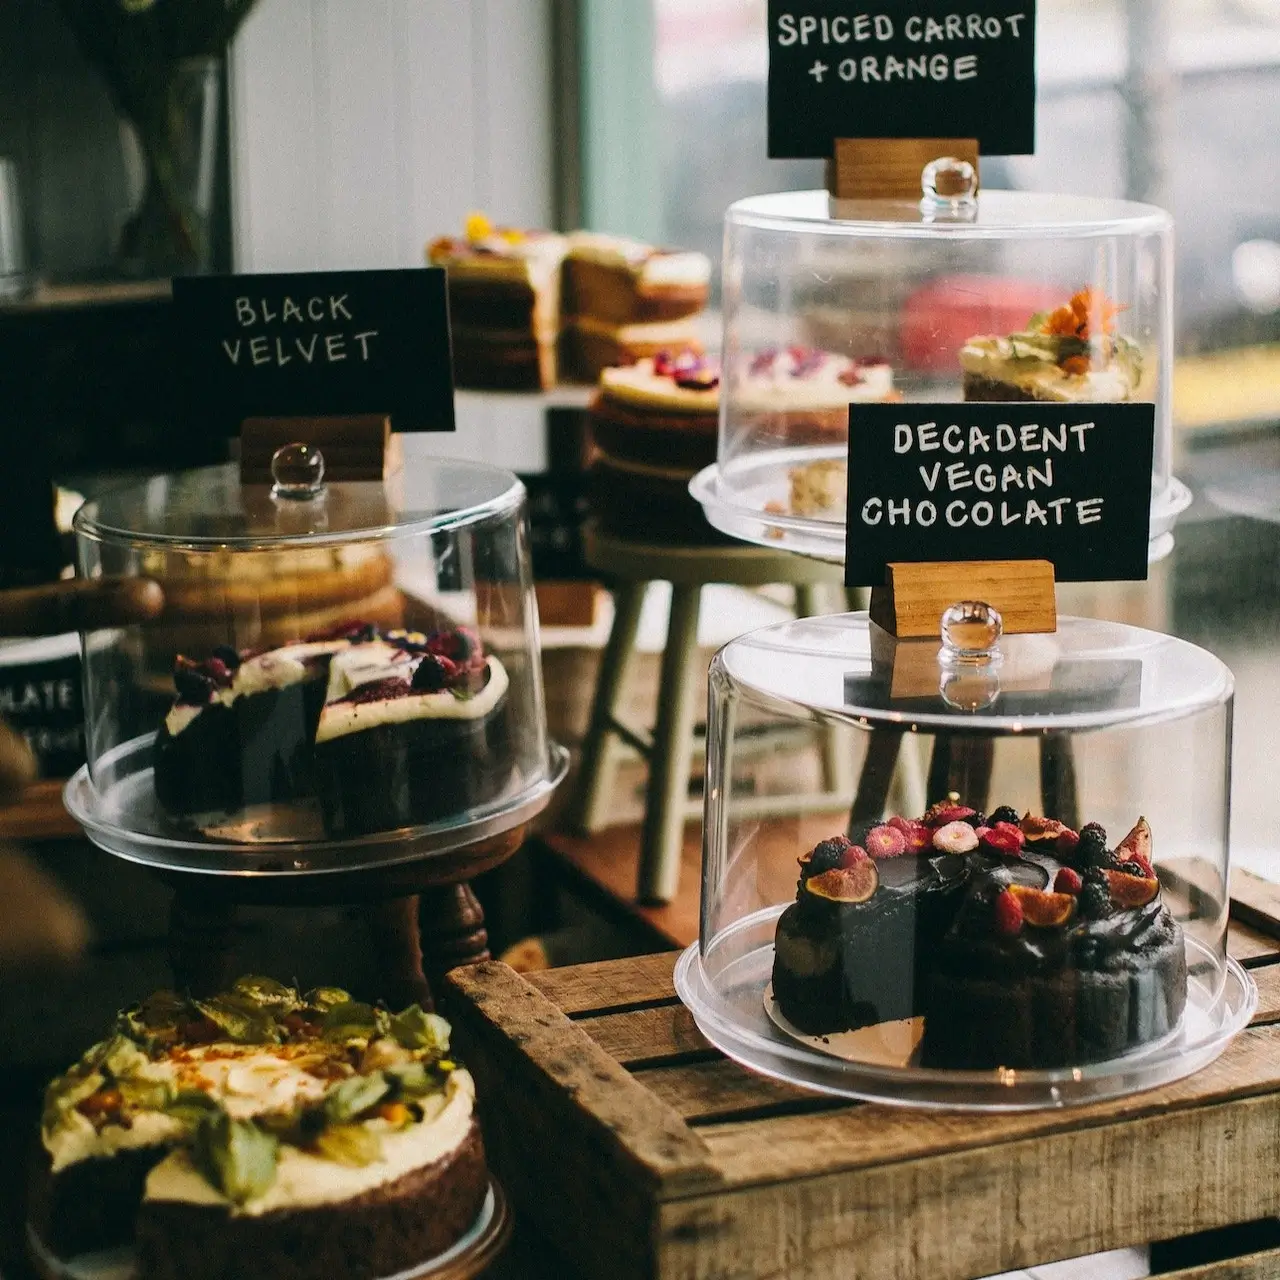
left=1231, top=869, right=1280, bottom=941
left=696, top=1023, right=1280, bottom=1189
left=442, top=962, right=718, bottom=1280
left=1159, top=1246, right=1280, bottom=1279
left=636, top=1058, right=839, bottom=1125
left=657, top=1089, right=1280, bottom=1280
left=1229, top=920, right=1280, bottom=966
left=1251, top=961, right=1280, bottom=1024
left=526, top=951, right=678, bottom=1015
left=0, top=779, right=79, bottom=842
left=579, top=1004, right=712, bottom=1067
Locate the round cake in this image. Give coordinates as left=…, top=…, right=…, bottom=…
left=153, top=624, right=512, bottom=838
left=772, top=805, right=1187, bottom=1070
left=31, top=978, right=489, bottom=1280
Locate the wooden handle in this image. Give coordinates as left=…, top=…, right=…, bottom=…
left=0, top=577, right=164, bottom=637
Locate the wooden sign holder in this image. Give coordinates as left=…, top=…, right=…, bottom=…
left=164, top=414, right=510, bottom=1007
left=827, top=136, right=980, bottom=201
left=871, top=558, right=1057, bottom=639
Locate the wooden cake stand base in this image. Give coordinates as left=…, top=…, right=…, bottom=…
left=161, top=824, right=527, bottom=1007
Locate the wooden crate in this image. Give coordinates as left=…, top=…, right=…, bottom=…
left=446, top=928, right=1280, bottom=1280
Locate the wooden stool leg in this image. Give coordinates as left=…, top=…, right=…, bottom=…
left=168, top=889, right=236, bottom=997
left=569, top=580, right=647, bottom=834
left=419, top=884, right=490, bottom=995
left=851, top=727, right=904, bottom=826
left=794, top=584, right=855, bottom=797
left=1040, top=735, right=1079, bottom=829
left=927, top=735, right=995, bottom=811
left=362, top=896, right=432, bottom=1010
left=638, top=584, right=702, bottom=904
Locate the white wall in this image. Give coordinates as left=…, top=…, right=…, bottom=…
left=226, top=0, right=560, bottom=471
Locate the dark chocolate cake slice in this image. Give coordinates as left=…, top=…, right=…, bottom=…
left=153, top=637, right=351, bottom=821
left=313, top=627, right=512, bottom=838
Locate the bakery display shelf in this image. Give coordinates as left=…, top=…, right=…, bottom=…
left=445, top=946, right=1280, bottom=1280
left=690, top=455, right=1193, bottom=567
left=25, top=1178, right=512, bottom=1280
left=455, top=385, right=596, bottom=411
left=64, top=737, right=568, bottom=878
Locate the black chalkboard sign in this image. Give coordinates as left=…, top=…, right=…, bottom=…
left=767, top=1, right=1036, bottom=159
left=173, top=269, right=455, bottom=439
left=843, top=402, right=1156, bottom=585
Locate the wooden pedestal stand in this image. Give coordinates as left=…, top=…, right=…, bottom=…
left=161, top=416, right=520, bottom=1005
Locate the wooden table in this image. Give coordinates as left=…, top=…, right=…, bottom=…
left=446, top=932, right=1280, bottom=1280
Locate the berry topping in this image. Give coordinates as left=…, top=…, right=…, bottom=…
left=1080, top=881, right=1113, bottom=919
left=673, top=357, right=720, bottom=391
left=410, top=653, right=454, bottom=692
left=979, top=821, right=1025, bottom=856
left=836, top=367, right=865, bottom=387
left=1079, top=821, right=1107, bottom=844
left=1056, top=828, right=1081, bottom=858
left=211, top=645, right=242, bottom=670
left=1054, top=867, right=1084, bottom=896
left=1019, top=814, right=1069, bottom=843
left=961, top=811, right=988, bottom=829
left=887, top=815, right=933, bottom=853
left=839, top=844, right=871, bottom=869
left=1075, top=828, right=1114, bottom=869
left=923, top=801, right=975, bottom=827
left=173, top=656, right=213, bottom=704
left=343, top=677, right=412, bottom=705
left=1117, top=860, right=1148, bottom=878
left=1009, top=884, right=1076, bottom=927
left=204, top=658, right=232, bottom=684
left=805, top=862, right=879, bottom=904
left=748, top=348, right=778, bottom=376
left=1104, top=869, right=1160, bottom=908
left=932, top=820, right=979, bottom=854
left=786, top=346, right=827, bottom=379
left=993, top=888, right=1024, bottom=936
left=426, top=627, right=481, bottom=664
left=1128, top=852, right=1154, bottom=878
left=865, top=825, right=908, bottom=858
left=1116, top=816, right=1152, bottom=864
left=988, top=805, right=1020, bottom=827
left=806, top=836, right=852, bottom=877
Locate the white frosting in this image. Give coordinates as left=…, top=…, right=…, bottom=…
left=960, top=337, right=1138, bottom=402
left=315, top=654, right=508, bottom=743
left=567, top=231, right=710, bottom=288
left=144, top=1070, right=476, bottom=1216
left=599, top=358, right=719, bottom=414
left=735, top=350, right=896, bottom=414
left=428, top=233, right=567, bottom=292
left=165, top=640, right=349, bottom=737
left=573, top=314, right=702, bottom=344
left=177, top=1047, right=332, bottom=1120
left=47, top=1105, right=186, bottom=1174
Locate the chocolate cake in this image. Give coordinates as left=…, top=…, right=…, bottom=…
left=313, top=629, right=512, bottom=837
left=960, top=287, right=1144, bottom=403
left=153, top=625, right=511, bottom=838
left=33, top=978, right=489, bottom=1279
left=771, top=807, right=1187, bottom=1070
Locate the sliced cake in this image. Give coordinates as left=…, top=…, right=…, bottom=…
left=563, top=231, right=710, bottom=325
left=32, top=978, right=489, bottom=1279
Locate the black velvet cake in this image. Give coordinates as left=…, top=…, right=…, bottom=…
left=153, top=625, right=511, bottom=839
left=772, top=807, right=1188, bottom=1070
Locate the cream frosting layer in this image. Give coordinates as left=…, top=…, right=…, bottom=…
left=599, top=358, right=719, bottom=414
left=48, top=1105, right=186, bottom=1174
left=428, top=233, right=568, bottom=293
left=165, top=640, right=349, bottom=738
left=573, top=314, right=702, bottom=344
left=144, top=1070, right=476, bottom=1216
left=735, top=351, right=895, bottom=414
left=315, top=652, right=508, bottom=743
left=566, top=232, right=710, bottom=289
left=960, top=336, right=1139, bottom=402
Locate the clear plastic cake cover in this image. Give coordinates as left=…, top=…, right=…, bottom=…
left=691, top=188, right=1191, bottom=563
left=66, top=456, right=565, bottom=875
left=676, top=611, right=1254, bottom=1109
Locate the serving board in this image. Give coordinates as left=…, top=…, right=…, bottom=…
left=445, top=935, right=1280, bottom=1280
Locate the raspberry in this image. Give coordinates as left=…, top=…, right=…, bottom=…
left=1080, top=882, right=1112, bottom=919
left=989, top=805, right=1020, bottom=827
left=933, top=820, right=979, bottom=854
left=865, top=825, right=907, bottom=858
left=808, top=836, right=852, bottom=876
left=1054, top=867, right=1084, bottom=895
left=1056, top=829, right=1081, bottom=859
left=839, top=844, right=871, bottom=869
left=979, top=822, right=1024, bottom=856
left=203, top=657, right=233, bottom=686
left=994, top=888, right=1024, bottom=936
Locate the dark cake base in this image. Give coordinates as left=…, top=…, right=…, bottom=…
left=962, top=372, right=1050, bottom=402
left=315, top=694, right=512, bottom=838
left=28, top=1144, right=169, bottom=1257
left=136, top=1121, right=489, bottom=1280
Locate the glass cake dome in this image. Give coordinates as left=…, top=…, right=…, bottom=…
left=65, top=453, right=566, bottom=874
left=674, top=609, right=1254, bottom=1110
left=691, top=187, right=1190, bottom=563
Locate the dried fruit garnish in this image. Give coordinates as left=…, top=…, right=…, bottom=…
left=1116, top=816, right=1152, bottom=864
left=805, top=862, right=878, bottom=904
left=1009, top=884, right=1076, bottom=927
left=1037, top=287, right=1123, bottom=342
left=1104, top=869, right=1160, bottom=908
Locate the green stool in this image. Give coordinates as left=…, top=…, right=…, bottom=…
left=568, top=523, right=850, bottom=904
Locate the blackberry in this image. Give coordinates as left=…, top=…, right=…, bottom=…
left=211, top=644, right=242, bottom=670
left=1117, top=860, right=1148, bottom=878
left=411, top=653, right=452, bottom=693
left=808, top=838, right=849, bottom=876
left=1079, top=821, right=1107, bottom=844
left=1080, top=881, right=1112, bottom=920
left=1083, top=867, right=1109, bottom=885
left=1075, top=828, right=1112, bottom=868
left=173, top=658, right=212, bottom=704
left=989, top=805, right=1020, bottom=827
left=961, top=811, right=988, bottom=829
